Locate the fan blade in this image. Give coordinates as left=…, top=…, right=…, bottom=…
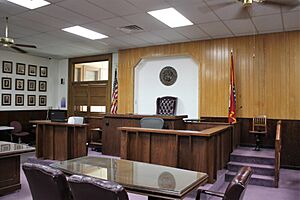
left=14, top=44, right=37, bottom=48
left=11, top=46, right=27, bottom=53
left=261, top=0, right=300, bottom=6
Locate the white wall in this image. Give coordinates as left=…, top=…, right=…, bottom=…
left=134, top=56, right=199, bottom=119
left=57, top=59, right=68, bottom=110
left=0, top=49, right=65, bottom=110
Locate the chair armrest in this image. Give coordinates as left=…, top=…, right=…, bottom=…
left=196, top=189, right=225, bottom=200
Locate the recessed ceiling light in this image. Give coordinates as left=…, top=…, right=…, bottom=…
left=148, top=7, right=193, bottom=28
left=62, top=26, right=108, bottom=40
left=7, top=0, right=50, bottom=10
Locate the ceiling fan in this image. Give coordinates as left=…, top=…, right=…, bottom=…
left=0, top=17, right=37, bottom=53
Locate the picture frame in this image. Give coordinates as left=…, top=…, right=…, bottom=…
left=28, top=65, right=37, bottom=76
left=27, top=95, right=36, bottom=106
left=16, top=63, right=26, bottom=75
left=27, top=80, right=36, bottom=91
left=2, top=61, right=13, bottom=73
left=1, top=77, right=12, bottom=90
left=2, top=94, right=11, bottom=106
left=39, top=95, right=47, bottom=106
left=40, top=66, right=48, bottom=77
left=15, top=79, right=25, bottom=90
left=39, top=81, right=47, bottom=92
left=15, top=94, right=24, bottom=106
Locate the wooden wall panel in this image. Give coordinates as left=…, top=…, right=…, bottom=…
left=118, top=31, right=300, bottom=120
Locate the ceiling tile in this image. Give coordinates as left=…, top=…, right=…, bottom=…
left=208, top=1, right=250, bottom=20
left=174, top=26, right=211, bottom=40
left=199, top=21, right=232, bottom=37
left=0, top=0, right=28, bottom=15
left=131, top=32, right=168, bottom=44
left=283, top=11, right=300, bottom=31
left=100, top=37, right=132, bottom=48
left=281, top=2, right=300, bottom=13
left=252, top=14, right=283, bottom=33
left=124, top=13, right=169, bottom=31
left=248, top=3, right=281, bottom=17
left=9, top=15, right=56, bottom=32
left=83, top=21, right=125, bottom=37
left=126, top=0, right=169, bottom=11
left=114, top=35, right=150, bottom=46
left=57, top=0, right=115, bottom=20
left=0, top=24, right=41, bottom=38
left=151, top=29, right=189, bottom=42
left=165, top=0, right=204, bottom=7
left=87, top=0, right=140, bottom=16
left=37, top=4, right=93, bottom=24
left=101, top=17, right=132, bottom=29
left=224, top=18, right=256, bottom=35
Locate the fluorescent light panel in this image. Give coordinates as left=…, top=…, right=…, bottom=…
left=7, top=0, right=50, bottom=9
left=62, top=26, right=108, bottom=40
left=148, top=7, right=193, bottom=28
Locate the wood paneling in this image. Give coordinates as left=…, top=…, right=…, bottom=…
left=118, top=31, right=300, bottom=120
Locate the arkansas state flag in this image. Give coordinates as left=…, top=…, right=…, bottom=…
left=228, top=50, right=237, bottom=124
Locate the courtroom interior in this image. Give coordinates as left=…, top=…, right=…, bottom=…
left=0, top=0, right=299, bottom=200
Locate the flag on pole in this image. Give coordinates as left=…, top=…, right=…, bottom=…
left=110, top=69, right=118, bottom=114
left=228, top=50, right=237, bottom=124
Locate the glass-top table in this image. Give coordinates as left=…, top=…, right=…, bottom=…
left=51, top=156, right=208, bottom=200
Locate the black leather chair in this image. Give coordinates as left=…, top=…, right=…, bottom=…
left=22, top=163, right=72, bottom=200
left=140, top=117, right=164, bottom=129
left=68, top=174, right=129, bottom=200
left=196, top=166, right=253, bottom=200
left=156, top=96, right=177, bottom=115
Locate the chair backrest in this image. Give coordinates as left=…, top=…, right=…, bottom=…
left=140, top=117, right=164, bottom=129
left=22, top=163, right=72, bottom=200
left=252, top=115, right=267, bottom=132
left=68, top=175, right=129, bottom=200
left=224, top=166, right=253, bottom=200
left=156, top=96, right=177, bottom=115
left=10, top=121, right=22, bottom=133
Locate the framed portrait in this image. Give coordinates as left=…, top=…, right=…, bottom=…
left=15, top=94, right=24, bottom=106
left=40, top=66, right=48, bottom=77
left=27, top=95, right=36, bottom=106
left=15, top=79, right=24, bottom=90
left=16, top=63, right=26, bottom=75
left=39, top=81, right=47, bottom=92
left=2, top=61, right=13, bottom=73
left=2, top=94, right=11, bottom=106
left=27, top=80, right=36, bottom=91
left=28, top=65, right=37, bottom=76
left=1, top=77, right=12, bottom=90
left=39, top=95, right=47, bottom=106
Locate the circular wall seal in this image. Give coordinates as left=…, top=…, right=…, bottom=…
left=159, top=66, right=177, bottom=86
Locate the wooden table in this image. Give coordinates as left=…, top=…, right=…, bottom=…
left=30, top=120, right=88, bottom=161
left=51, top=156, right=208, bottom=200
left=0, top=141, right=35, bottom=195
left=102, top=114, right=187, bottom=156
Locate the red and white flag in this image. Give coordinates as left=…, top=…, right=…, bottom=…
left=228, top=50, right=237, bottom=124
left=110, top=69, right=118, bottom=114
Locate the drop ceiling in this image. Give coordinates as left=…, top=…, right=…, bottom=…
left=0, top=0, right=299, bottom=59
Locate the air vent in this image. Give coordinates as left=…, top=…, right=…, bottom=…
left=117, top=25, right=144, bottom=33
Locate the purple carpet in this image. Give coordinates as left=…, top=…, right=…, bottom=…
left=0, top=150, right=299, bottom=200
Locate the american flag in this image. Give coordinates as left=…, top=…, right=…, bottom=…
left=110, top=69, right=118, bottom=114
left=228, top=50, right=237, bottom=124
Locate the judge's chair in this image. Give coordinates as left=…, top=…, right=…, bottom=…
left=68, top=174, right=129, bottom=200
left=156, top=96, right=177, bottom=115
left=249, top=115, right=268, bottom=151
left=196, top=166, right=253, bottom=200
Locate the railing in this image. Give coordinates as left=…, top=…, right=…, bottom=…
left=275, top=120, right=282, bottom=188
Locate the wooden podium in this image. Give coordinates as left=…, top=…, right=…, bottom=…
left=31, top=120, right=87, bottom=161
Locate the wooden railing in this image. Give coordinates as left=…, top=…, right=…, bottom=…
left=275, top=120, right=282, bottom=188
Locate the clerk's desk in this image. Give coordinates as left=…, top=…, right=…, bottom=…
left=30, top=120, right=88, bottom=161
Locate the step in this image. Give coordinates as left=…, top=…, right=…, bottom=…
left=227, top=161, right=275, bottom=176
left=225, top=171, right=275, bottom=187
left=232, top=147, right=275, bottom=158
left=230, top=153, right=275, bottom=165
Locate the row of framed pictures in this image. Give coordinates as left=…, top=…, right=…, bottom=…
left=2, top=94, right=47, bottom=106
left=2, top=61, right=48, bottom=77
left=1, top=78, right=47, bottom=91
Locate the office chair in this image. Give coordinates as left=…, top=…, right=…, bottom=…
left=68, top=174, right=129, bottom=200
left=10, top=121, right=30, bottom=143
left=249, top=115, right=267, bottom=151
left=22, top=163, right=72, bottom=200
left=140, top=117, right=164, bottom=129
left=156, top=96, right=177, bottom=115
left=196, top=166, right=253, bottom=200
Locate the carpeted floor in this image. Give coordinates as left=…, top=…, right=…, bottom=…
left=0, top=150, right=299, bottom=200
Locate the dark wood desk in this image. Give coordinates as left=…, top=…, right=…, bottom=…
left=119, top=125, right=232, bottom=183
left=0, top=141, right=35, bottom=195
left=102, top=114, right=187, bottom=156
left=31, top=120, right=88, bottom=161
left=51, top=156, right=208, bottom=200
